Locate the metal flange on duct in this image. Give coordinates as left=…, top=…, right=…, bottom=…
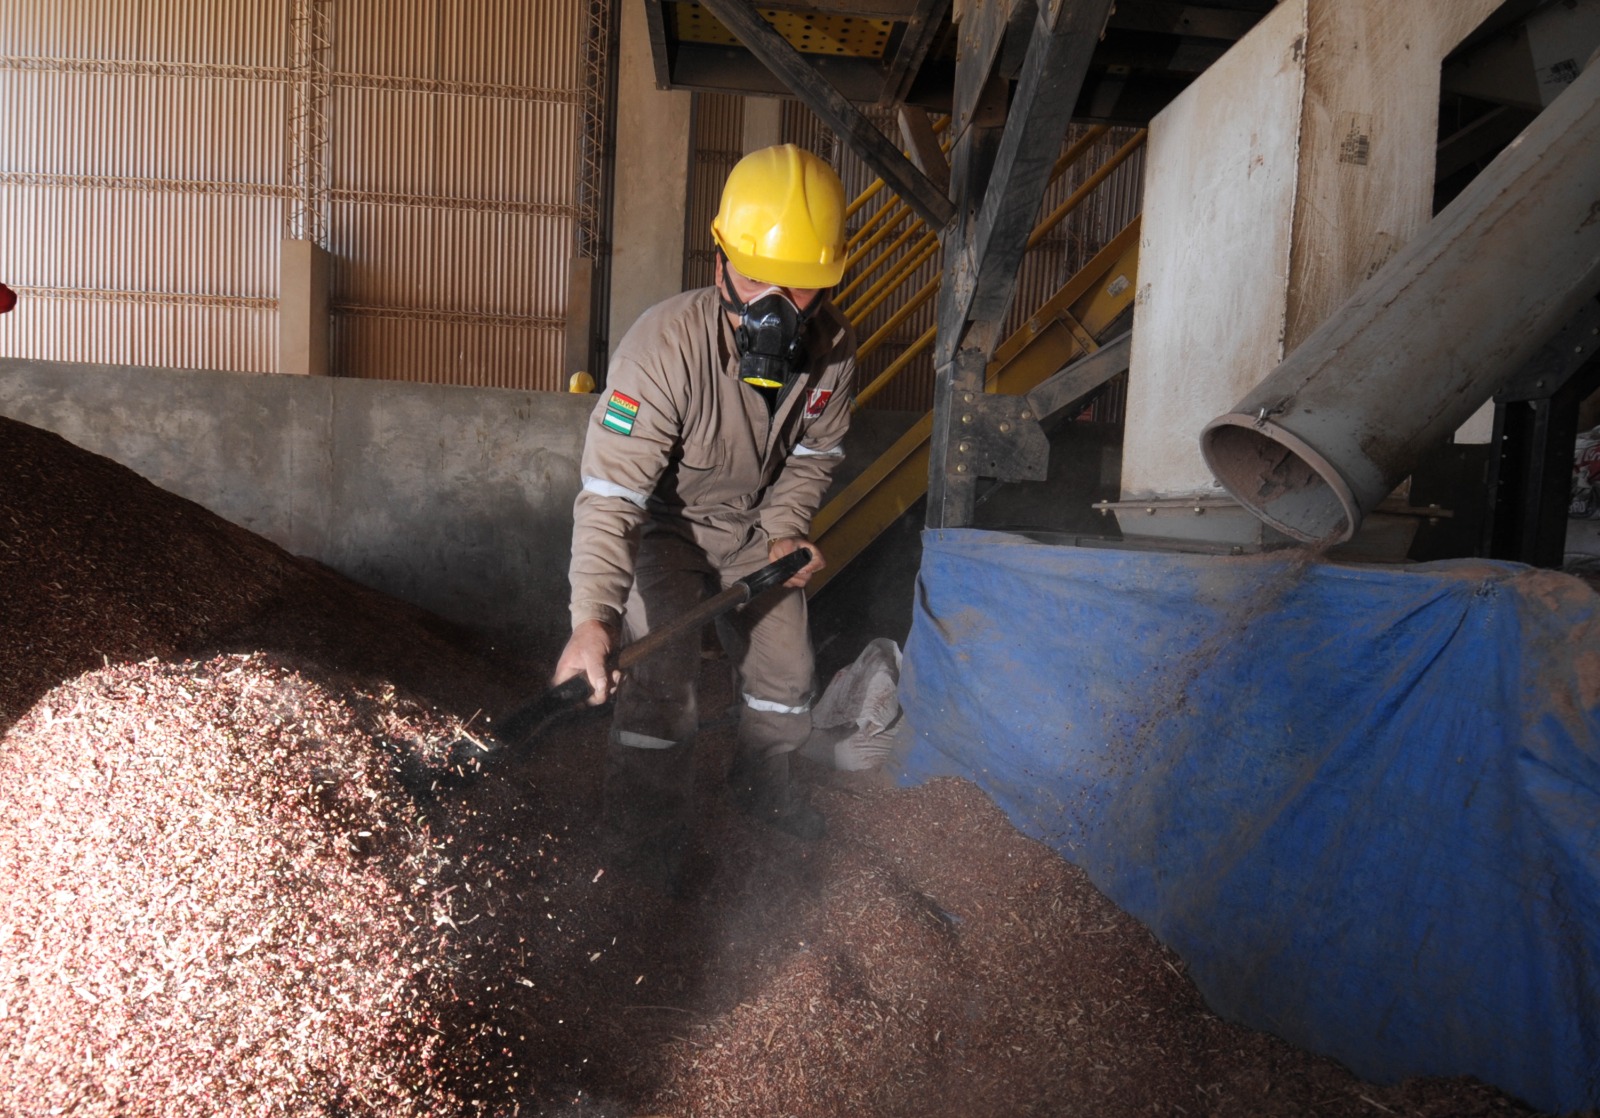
left=1200, top=54, right=1600, bottom=549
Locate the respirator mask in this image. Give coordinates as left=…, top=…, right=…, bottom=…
left=719, top=259, right=815, bottom=410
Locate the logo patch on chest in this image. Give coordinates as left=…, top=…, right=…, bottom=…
left=804, top=389, right=832, bottom=418
left=601, top=390, right=640, bottom=435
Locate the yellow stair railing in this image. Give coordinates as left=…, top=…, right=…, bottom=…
left=809, top=130, right=1147, bottom=596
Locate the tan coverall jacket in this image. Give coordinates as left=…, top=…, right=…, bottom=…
left=568, top=286, right=856, bottom=756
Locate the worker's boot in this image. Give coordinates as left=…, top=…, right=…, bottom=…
left=600, top=735, right=695, bottom=897
left=726, top=748, right=825, bottom=840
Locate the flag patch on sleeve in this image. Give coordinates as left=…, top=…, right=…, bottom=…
left=602, top=390, right=640, bottom=435
left=804, top=389, right=832, bottom=418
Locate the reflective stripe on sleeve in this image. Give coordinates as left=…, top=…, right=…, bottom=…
left=742, top=692, right=813, bottom=715
left=792, top=444, right=844, bottom=459
left=581, top=474, right=650, bottom=508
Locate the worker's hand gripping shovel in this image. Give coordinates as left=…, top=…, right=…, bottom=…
left=428, top=548, right=812, bottom=790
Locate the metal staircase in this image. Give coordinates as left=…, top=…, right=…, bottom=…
left=808, top=128, right=1145, bottom=595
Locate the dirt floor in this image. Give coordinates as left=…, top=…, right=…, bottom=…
left=0, top=416, right=1549, bottom=1117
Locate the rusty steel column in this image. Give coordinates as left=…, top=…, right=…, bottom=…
left=1200, top=57, right=1600, bottom=547
left=286, top=0, right=331, bottom=248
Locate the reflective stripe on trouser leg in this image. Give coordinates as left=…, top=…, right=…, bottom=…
left=716, top=577, right=816, bottom=760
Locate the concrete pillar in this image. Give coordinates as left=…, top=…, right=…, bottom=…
left=564, top=256, right=594, bottom=384
left=279, top=238, right=330, bottom=377
left=1284, top=1, right=1506, bottom=349
left=607, top=0, right=692, bottom=353
left=1120, top=0, right=1503, bottom=506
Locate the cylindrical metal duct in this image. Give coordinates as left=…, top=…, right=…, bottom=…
left=1199, top=59, right=1600, bottom=547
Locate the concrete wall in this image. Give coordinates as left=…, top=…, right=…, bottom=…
left=1120, top=0, right=1307, bottom=504
left=1121, top=0, right=1504, bottom=503
left=1, top=358, right=917, bottom=658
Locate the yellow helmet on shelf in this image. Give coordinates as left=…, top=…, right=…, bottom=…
left=711, top=144, right=846, bottom=290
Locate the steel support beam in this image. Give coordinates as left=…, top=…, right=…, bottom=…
left=950, top=0, right=1021, bottom=132
left=698, top=0, right=954, bottom=229
left=1486, top=300, right=1600, bottom=567
left=925, top=0, right=1027, bottom=526
left=808, top=222, right=1138, bottom=596
left=928, top=0, right=1116, bottom=528
left=925, top=11, right=1007, bottom=526
left=1026, top=329, right=1132, bottom=423
left=882, top=0, right=953, bottom=106
left=897, top=106, right=950, bottom=194
left=286, top=0, right=331, bottom=246
left=939, top=0, right=1117, bottom=359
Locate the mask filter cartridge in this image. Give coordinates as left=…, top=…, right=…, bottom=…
left=720, top=265, right=814, bottom=412
left=736, top=293, right=808, bottom=391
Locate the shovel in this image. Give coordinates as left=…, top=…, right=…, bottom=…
left=434, top=547, right=813, bottom=785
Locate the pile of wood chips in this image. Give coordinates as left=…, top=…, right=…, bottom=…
left=0, top=417, right=1542, bottom=1117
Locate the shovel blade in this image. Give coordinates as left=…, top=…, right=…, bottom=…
left=419, top=675, right=594, bottom=793
left=493, top=673, right=595, bottom=751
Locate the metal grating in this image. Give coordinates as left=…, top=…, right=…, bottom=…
left=670, top=5, right=893, bottom=57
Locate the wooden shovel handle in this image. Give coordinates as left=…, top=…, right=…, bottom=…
left=615, top=547, right=812, bottom=671
left=446, top=549, right=815, bottom=781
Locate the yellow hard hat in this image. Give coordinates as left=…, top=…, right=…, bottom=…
left=711, top=144, right=846, bottom=290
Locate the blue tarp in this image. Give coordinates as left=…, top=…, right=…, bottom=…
left=898, top=529, right=1600, bottom=1114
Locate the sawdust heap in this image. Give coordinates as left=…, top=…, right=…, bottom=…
left=0, top=417, right=516, bottom=730
left=0, top=417, right=1545, bottom=1117
left=1, top=655, right=462, bottom=1115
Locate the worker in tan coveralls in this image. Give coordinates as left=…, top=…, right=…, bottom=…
left=552, top=144, right=856, bottom=892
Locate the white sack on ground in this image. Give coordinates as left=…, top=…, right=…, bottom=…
left=802, top=638, right=912, bottom=772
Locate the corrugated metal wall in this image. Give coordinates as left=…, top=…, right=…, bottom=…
left=0, top=3, right=286, bottom=371
left=683, top=94, right=1143, bottom=414
left=327, top=0, right=585, bottom=388
left=1, top=0, right=600, bottom=390
left=683, top=92, right=743, bottom=293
